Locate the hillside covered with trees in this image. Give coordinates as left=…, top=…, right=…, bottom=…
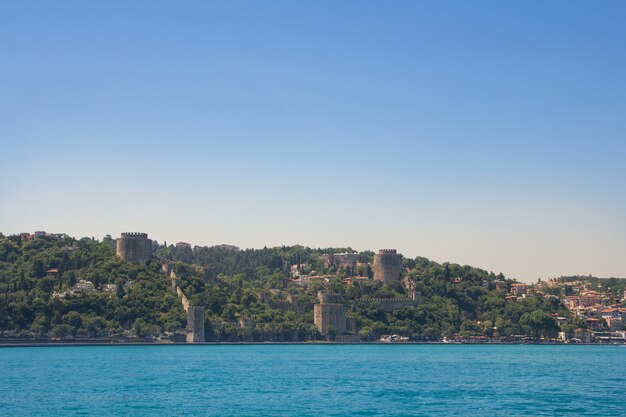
left=0, top=233, right=583, bottom=342
left=0, top=234, right=185, bottom=339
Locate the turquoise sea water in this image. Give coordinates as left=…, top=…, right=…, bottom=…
left=1, top=344, right=625, bottom=416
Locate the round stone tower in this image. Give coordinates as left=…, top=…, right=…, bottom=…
left=116, top=232, right=153, bottom=265
left=373, top=249, right=402, bottom=284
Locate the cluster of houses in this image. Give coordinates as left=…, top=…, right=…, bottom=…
left=561, top=285, right=625, bottom=342
left=53, top=279, right=132, bottom=299
left=289, top=253, right=368, bottom=287
left=290, top=273, right=371, bottom=287
left=289, top=257, right=355, bottom=287
left=17, top=230, right=67, bottom=240
left=531, top=278, right=626, bottom=343
left=502, top=282, right=543, bottom=302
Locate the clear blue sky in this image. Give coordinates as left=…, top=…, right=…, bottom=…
left=1, top=1, right=625, bottom=282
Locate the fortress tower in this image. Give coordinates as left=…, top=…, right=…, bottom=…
left=314, top=292, right=347, bottom=336
left=116, top=232, right=153, bottom=265
left=373, top=249, right=402, bottom=283
left=186, top=306, right=206, bottom=343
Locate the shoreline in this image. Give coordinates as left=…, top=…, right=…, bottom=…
left=0, top=340, right=620, bottom=348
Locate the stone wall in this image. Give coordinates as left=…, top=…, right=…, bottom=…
left=177, top=287, right=190, bottom=311
left=335, top=334, right=361, bottom=343
left=261, top=293, right=312, bottom=315
left=161, top=262, right=173, bottom=276
left=359, top=291, right=422, bottom=312
left=163, top=262, right=205, bottom=343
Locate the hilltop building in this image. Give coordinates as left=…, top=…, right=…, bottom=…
left=116, top=232, right=152, bottom=265
left=373, top=249, right=402, bottom=283
left=320, top=253, right=359, bottom=267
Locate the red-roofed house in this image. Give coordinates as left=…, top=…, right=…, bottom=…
left=586, top=318, right=603, bottom=331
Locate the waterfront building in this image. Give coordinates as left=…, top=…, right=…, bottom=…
left=314, top=292, right=347, bottom=336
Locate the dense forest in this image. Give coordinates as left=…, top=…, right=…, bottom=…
left=0, top=233, right=584, bottom=342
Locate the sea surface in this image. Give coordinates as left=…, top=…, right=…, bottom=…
left=0, top=344, right=624, bottom=416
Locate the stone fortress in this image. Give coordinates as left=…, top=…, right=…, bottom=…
left=315, top=248, right=421, bottom=338
left=116, top=235, right=420, bottom=342
left=373, top=249, right=402, bottom=283
left=116, top=232, right=153, bottom=265
left=117, top=233, right=204, bottom=343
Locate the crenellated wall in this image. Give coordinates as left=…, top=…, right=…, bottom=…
left=163, top=261, right=205, bottom=343
left=358, top=291, right=422, bottom=312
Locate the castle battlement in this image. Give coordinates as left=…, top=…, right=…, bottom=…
left=362, top=297, right=413, bottom=303
left=358, top=292, right=421, bottom=312
left=318, top=292, right=342, bottom=304
left=378, top=249, right=397, bottom=254
left=120, top=232, right=149, bottom=239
